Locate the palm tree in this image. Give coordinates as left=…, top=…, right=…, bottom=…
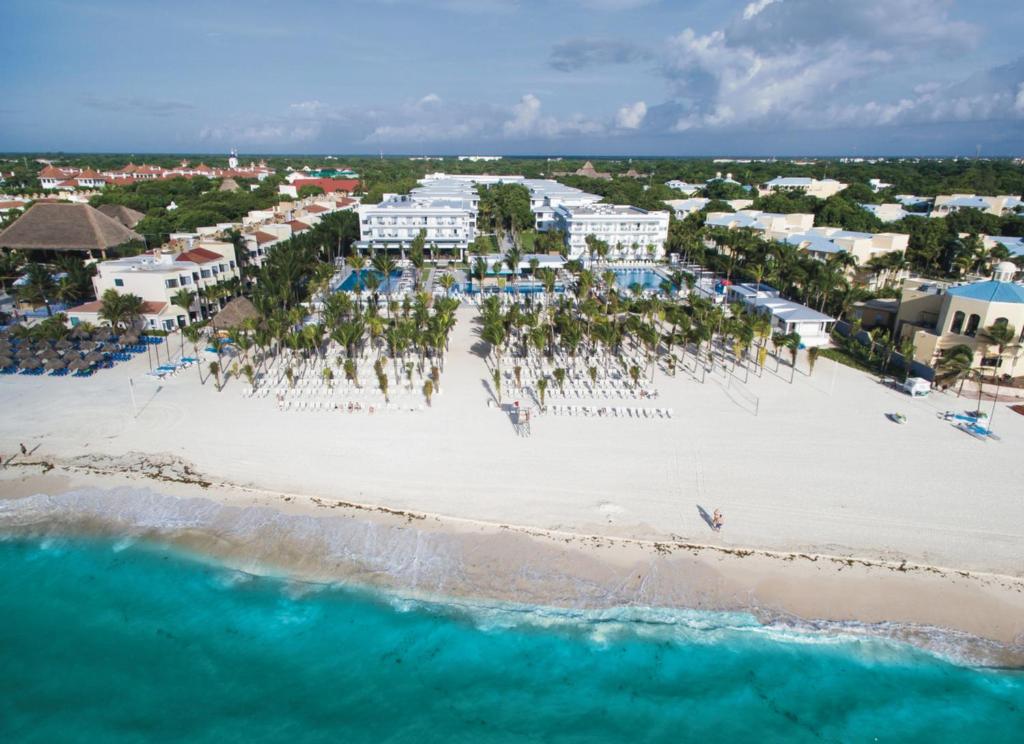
left=17, top=263, right=57, bottom=316
left=208, top=361, right=222, bottom=391
left=438, top=273, right=456, bottom=297
left=806, top=346, right=820, bottom=376
left=898, top=337, right=916, bottom=381
left=242, top=363, right=255, bottom=391
left=553, top=367, right=566, bottom=394
left=171, top=288, right=194, bottom=328
left=491, top=367, right=502, bottom=403
left=934, top=344, right=975, bottom=397
left=183, top=325, right=204, bottom=383
left=977, top=322, right=1020, bottom=418
left=536, top=376, right=549, bottom=408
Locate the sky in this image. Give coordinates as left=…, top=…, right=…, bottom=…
left=2, top=0, right=1023, bottom=156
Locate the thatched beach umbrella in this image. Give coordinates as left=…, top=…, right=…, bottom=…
left=0, top=356, right=13, bottom=368
left=44, top=358, right=66, bottom=371
left=95, top=329, right=116, bottom=342
left=67, top=357, right=91, bottom=372
left=79, top=340, right=97, bottom=351
left=121, top=334, right=139, bottom=345
left=18, top=357, right=41, bottom=370
left=84, top=351, right=105, bottom=364
left=16, top=347, right=35, bottom=359
left=55, top=339, right=74, bottom=350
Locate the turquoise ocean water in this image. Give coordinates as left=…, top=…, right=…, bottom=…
left=0, top=536, right=1021, bottom=743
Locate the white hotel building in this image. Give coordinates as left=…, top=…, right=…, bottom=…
left=554, top=203, right=670, bottom=260
left=67, top=242, right=241, bottom=330
left=357, top=194, right=477, bottom=259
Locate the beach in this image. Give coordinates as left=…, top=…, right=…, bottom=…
left=2, top=305, right=1023, bottom=655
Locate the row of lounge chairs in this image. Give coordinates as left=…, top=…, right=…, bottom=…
left=545, top=405, right=672, bottom=419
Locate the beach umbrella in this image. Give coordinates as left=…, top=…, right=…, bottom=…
left=95, top=329, right=116, bottom=342
left=55, top=339, right=74, bottom=350
left=84, top=351, right=105, bottom=364
left=0, top=356, right=13, bottom=368
left=121, top=333, right=139, bottom=344
left=70, top=326, right=91, bottom=339
left=67, top=358, right=90, bottom=371
left=18, top=357, right=41, bottom=370
left=44, top=358, right=66, bottom=371
left=16, top=347, right=35, bottom=359
left=79, top=341, right=97, bottom=351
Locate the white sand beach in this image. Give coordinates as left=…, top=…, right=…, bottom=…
left=2, top=305, right=1023, bottom=647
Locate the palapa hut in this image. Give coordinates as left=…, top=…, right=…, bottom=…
left=96, top=204, right=146, bottom=229
left=0, top=203, right=142, bottom=258
left=210, top=297, right=260, bottom=331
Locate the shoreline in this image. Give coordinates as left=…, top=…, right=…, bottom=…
left=2, top=456, right=1023, bottom=667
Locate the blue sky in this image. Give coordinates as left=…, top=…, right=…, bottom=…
left=2, top=0, right=1022, bottom=155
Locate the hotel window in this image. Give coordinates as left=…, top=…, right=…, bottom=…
left=994, top=317, right=1008, bottom=328
left=950, top=311, right=965, bottom=334
left=164, top=278, right=178, bottom=289
left=964, top=314, right=981, bottom=337
left=201, top=269, right=211, bottom=278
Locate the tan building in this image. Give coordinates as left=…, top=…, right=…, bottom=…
left=931, top=194, right=1022, bottom=217
left=896, top=262, right=1024, bottom=377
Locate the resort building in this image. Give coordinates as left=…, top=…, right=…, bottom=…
left=665, top=181, right=704, bottom=195
left=553, top=203, right=669, bottom=260
left=357, top=194, right=477, bottom=259
left=784, top=228, right=909, bottom=287
left=69, top=241, right=241, bottom=330
left=859, top=203, right=911, bottom=222
left=981, top=234, right=1024, bottom=257
left=525, top=179, right=603, bottom=231
left=726, top=283, right=835, bottom=347
left=869, top=178, right=893, bottom=192
left=931, top=194, right=1022, bottom=217
left=706, top=210, right=816, bottom=241
left=895, top=262, right=1024, bottom=377
left=757, top=177, right=848, bottom=200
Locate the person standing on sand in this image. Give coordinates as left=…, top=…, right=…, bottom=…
left=19, top=443, right=27, bottom=456
left=712, top=509, right=724, bottom=531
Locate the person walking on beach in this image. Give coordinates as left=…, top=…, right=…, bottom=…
left=712, top=509, right=724, bottom=531
left=19, top=443, right=27, bottom=456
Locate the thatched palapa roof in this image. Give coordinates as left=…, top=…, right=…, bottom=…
left=97, top=204, right=145, bottom=229
left=210, top=297, right=261, bottom=330
left=0, top=203, right=142, bottom=252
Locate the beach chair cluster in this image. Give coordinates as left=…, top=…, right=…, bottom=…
left=940, top=410, right=1001, bottom=442
left=545, top=404, right=673, bottom=419
left=248, top=358, right=437, bottom=414
left=146, top=357, right=198, bottom=379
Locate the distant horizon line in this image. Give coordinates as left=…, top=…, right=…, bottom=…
left=1, top=150, right=1021, bottom=161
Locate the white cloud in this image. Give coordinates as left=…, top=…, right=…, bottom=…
left=742, top=0, right=778, bottom=20
left=615, top=100, right=647, bottom=129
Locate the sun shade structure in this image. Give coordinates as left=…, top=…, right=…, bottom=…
left=96, top=204, right=146, bottom=229
left=0, top=203, right=142, bottom=256
left=210, top=297, right=260, bottom=331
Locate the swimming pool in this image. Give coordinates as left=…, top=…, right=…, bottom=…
left=337, top=270, right=402, bottom=292
left=612, top=268, right=672, bottom=292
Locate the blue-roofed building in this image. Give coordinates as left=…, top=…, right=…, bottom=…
left=982, top=235, right=1024, bottom=258
left=896, top=262, right=1024, bottom=379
